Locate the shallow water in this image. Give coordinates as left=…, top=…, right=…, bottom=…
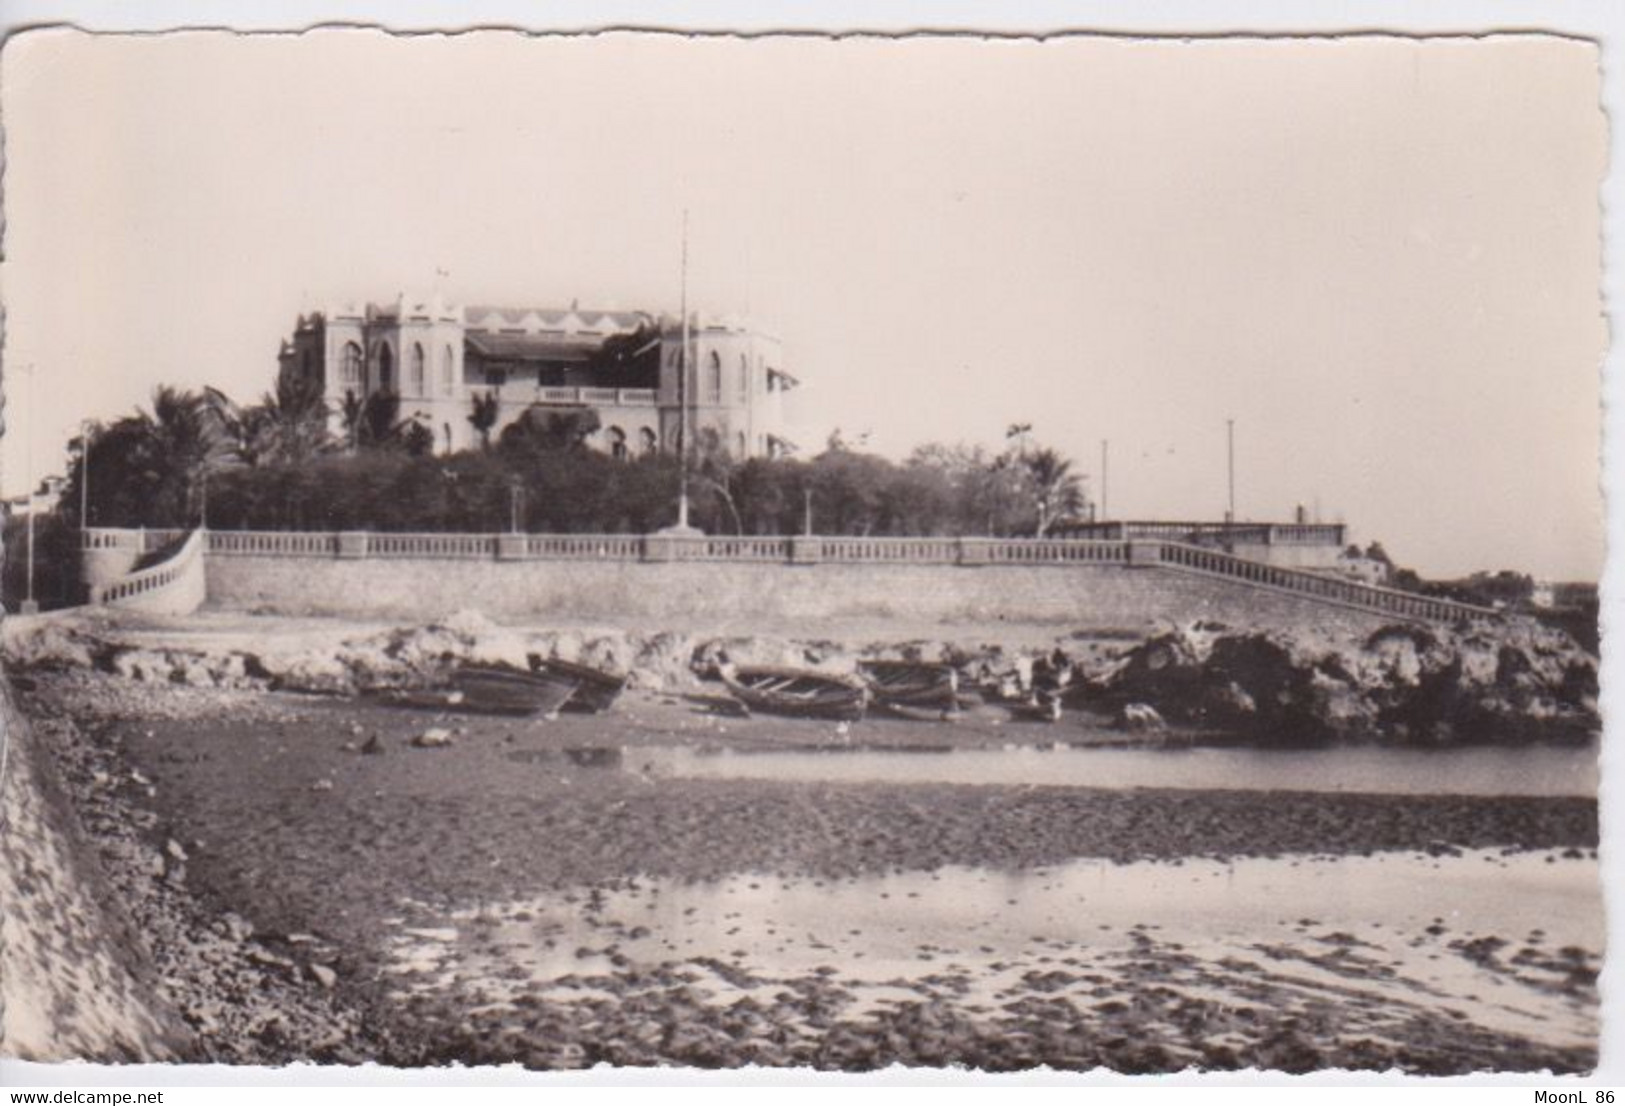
left=512, top=741, right=1600, bottom=797
left=384, top=849, right=1601, bottom=1054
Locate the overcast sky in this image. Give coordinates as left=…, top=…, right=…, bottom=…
left=0, top=29, right=1605, bottom=579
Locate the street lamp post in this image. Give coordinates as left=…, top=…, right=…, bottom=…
left=677, top=209, right=693, bottom=531
left=1100, top=439, right=1109, bottom=522
left=1226, top=418, right=1236, bottom=525
left=23, top=490, right=36, bottom=614
left=20, top=363, right=38, bottom=614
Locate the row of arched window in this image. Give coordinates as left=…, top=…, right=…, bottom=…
left=674, top=349, right=764, bottom=404
left=338, top=340, right=458, bottom=396
left=604, top=426, right=660, bottom=460
left=600, top=426, right=750, bottom=460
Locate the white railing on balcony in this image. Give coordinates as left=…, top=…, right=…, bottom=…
left=510, top=385, right=660, bottom=407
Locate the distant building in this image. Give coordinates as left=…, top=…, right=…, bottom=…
left=278, top=294, right=800, bottom=458
left=1050, top=519, right=1371, bottom=577
left=4, top=475, right=66, bottom=518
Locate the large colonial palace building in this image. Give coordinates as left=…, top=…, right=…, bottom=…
left=278, top=294, right=799, bottom=458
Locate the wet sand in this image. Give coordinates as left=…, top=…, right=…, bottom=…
left=18, top=673, right=1602, bottom=1073
left=383, top=851, right=1600, bottom=1072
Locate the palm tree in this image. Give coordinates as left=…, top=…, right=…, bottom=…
left=111, top=386, right=239, bottom=527
left=1023, top=447, right=1086, bottom=538
left=359, top=391, right=402, bottom=448
left=234, top=364, right=334, bottom=467
left=468, top=390, right=501, bottom=451
left=341, top=390, right=366, bottom=451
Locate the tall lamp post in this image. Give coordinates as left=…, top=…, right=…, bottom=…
left=1225, top=418, right=1236, bottom=525
left=1100, top=439, right=1109, bottom=522
left=677, top=209, right=693, bottom=531
left=19, top=363, right=38, bottom=614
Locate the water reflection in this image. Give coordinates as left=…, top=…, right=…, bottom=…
left=385, top=849, right=1602, bottom=1053
left=506, top=747, right=625, bottom=769
left=621, top=742, right=1598, bottom=797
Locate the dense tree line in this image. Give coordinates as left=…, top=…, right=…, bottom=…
left=55, top=376, right=1091, bottom=539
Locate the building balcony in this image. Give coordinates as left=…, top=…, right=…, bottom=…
left=471, top=384, right=660, bottom=407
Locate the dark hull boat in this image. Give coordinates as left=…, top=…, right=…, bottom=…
left=858, top=660, right=962, bottom=720
left=528, top=655, right=629, bottom=714
left=718, top=665, right=869, bottom=721
left=380, top=663, right=580, bottom=717
left=1006, top=690, right=1064, bottom=723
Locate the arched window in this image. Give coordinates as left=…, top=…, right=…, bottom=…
left=607, top=426, right=628, bottom=461
left=376, top=343, right=394, bottom=392
left=441, top=345, right=455, bottom=394
left=410, top=343, right=426, bottom=396
left=341, top=342, right=363, bottom=386
left=639, top=427, right=658, bottom=455
left=708, top=351, right=722, bottom=403
left=737, top=355, right=748, bottom=401
left=736, top=431, right=747, bottom=458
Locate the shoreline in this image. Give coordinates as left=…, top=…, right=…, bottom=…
left=6, top=668, right=1601, bottom=1073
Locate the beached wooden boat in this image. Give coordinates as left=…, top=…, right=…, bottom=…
left=527, top=655, right=629, bottom=714
left=858, top=660, right=962, bottom=719
left=717, top=664, right=869, bottom=721
left=1006, top=689, right=1064, bottom=724
left=379, top=663, right=580, bottom=717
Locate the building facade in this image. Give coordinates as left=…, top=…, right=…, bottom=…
left=1049, top=519, right=1389, bottom=580
left=278, top=294, right=799, bottom=458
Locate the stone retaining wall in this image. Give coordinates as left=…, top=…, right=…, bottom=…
left=0, top=683, right=181, bottom=1061
left=203, top=556, right=1394, bottom=636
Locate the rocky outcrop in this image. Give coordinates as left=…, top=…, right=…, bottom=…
left=1084, top=619, right=1598, bottom=745
left=1, top=610, right=1597, bottom=746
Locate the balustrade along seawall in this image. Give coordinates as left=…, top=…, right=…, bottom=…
left=79, top=529, right=1497, bottom=633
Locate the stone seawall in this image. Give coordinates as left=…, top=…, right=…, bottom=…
left=0, top=681, right=181, bottom=1061
left=204, top=556, right=1393, bottom=636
